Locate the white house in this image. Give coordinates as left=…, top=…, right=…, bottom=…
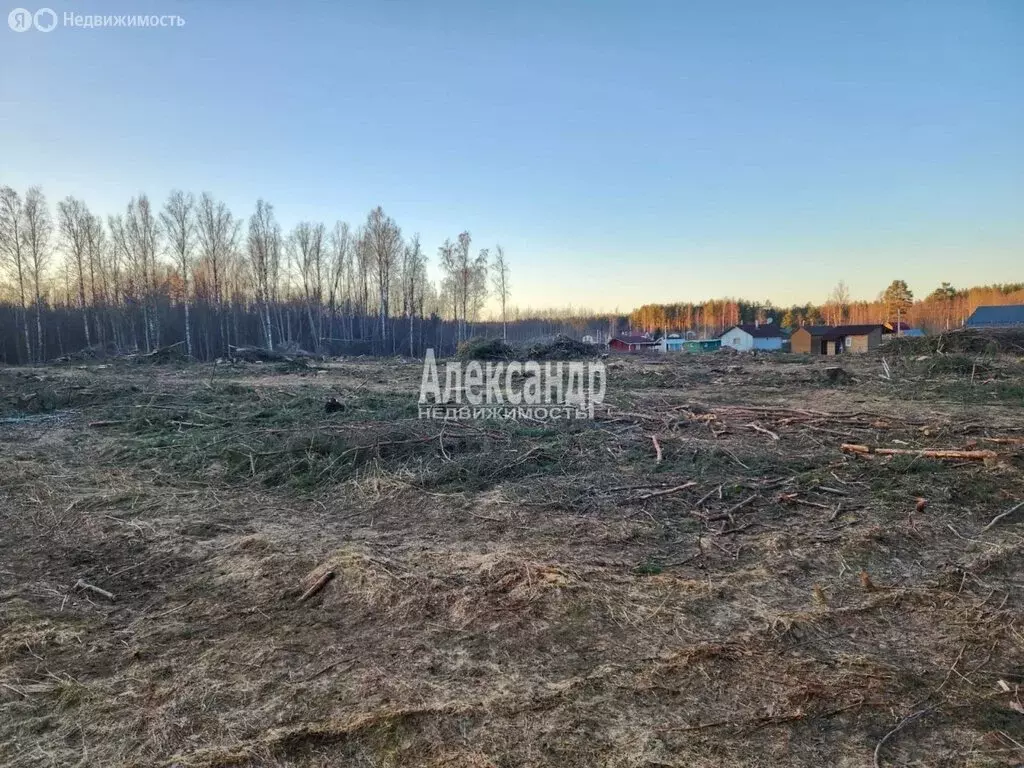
left=720, top=323, right=786, bottom=352
left=658, top=334, right=686, bottom=353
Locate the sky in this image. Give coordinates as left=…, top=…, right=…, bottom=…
left=2, top=0, right=1022, bottom=312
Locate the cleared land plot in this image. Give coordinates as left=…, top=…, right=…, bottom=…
left=1, top=350, right=1022, bottom=767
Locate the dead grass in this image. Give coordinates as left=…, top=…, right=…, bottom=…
left=0, top=350, right=1022, bottom=767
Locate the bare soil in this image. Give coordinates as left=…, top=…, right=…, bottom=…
left=1, top=349, right=1022, bottom=767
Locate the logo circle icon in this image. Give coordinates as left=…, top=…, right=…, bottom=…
left=8, top=7, right=33, bottom=31
left=34, top=8, right=57, bottom=32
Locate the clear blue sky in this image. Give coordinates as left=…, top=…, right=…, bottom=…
left=2, top=0, right=1021, bottom=311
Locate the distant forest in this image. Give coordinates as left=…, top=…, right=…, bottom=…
left=0, top=183, right=1021, bottom=363
left=628, top=281, right=1024, bottom=338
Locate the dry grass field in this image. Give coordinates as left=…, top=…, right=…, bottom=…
left=1, top=344, right=1022, bottom=767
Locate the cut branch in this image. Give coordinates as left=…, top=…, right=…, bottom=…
left=841, top=444, right=997, bottom=461
left=74, top=579, right=115, bottom=602
left=635, top=482, right=697, bottom=501
left=745, top=422, right=779, bottom=441
left=298, top=570, right=335, bottom=603
left=981, top=500, right=1024, bottom=533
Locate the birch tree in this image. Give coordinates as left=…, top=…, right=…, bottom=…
left=106, top=214, right=136, bottom=349
left=439, top=231, right=488, bottom=341
left=0, top=186, right=31, bottom=361
left=353, top=229, right=371, bottom=339
left=491, top=244, right=511, bottom=340
left=827, top=280, right=850, bottom=325
left=85, top=214, right=108, bottom=346
left=328, top=221, right=352, bottom=340
left=470, top=248, right=490, bottom=334
left=57, top=196, right=93, bottom=347
left=196, top=193, right=240, bottom=353
left=401, top=234, right=426, bottom=356
left=125, top=195, right=161, bottom=350
left=247, top=199, right=280, bottom=350
left=22, top=188, right=51, bottom=361
left=290, top=221, right=326, bottom=351
left=365, top=206, right=402, bottom=343
left=161, top=190, right=196, bottom=357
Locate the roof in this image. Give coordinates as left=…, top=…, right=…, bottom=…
left=723, top=324, right=786, bottom=339
left=611, top=334, right=657, bottom=345
left=886, top=321, right=915, bottom=332
left=965, top=305, right=1024, bottom=327
left=795, top=324, right=886, bottom=340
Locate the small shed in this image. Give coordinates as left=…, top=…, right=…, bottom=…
left=719, top=323, right=786, bottom=352
left=965, top=305, right=1024, bottom=328
left=609, top=334, right=658, bottom=353
left=684, top=339, right=722, bottom=353
left=791, top=325, right=885, bottom=355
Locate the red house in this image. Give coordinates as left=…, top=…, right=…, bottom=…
left=609, top=334, right=658, bottom=352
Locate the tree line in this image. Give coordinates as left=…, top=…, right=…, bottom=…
left=628, top=280, right=1024, bottom=337
left=1, top=182, right=1021, bottom=364
left=0, top=184, right=516, bottom=363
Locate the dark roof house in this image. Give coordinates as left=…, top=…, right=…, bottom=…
left=791, top=324, right=886, bottom=355
left=608, top=334, right=658, bottom=352
left=965, top=305, right=1024, bottom=328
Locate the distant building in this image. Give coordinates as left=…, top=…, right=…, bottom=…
left=965, top=305, right=1024, bottom=328
left=719, top=323, right=786, bottom=351
left=658, top=336, right=721, bottom=353
left=684, top=339, right=722, bottom=353
left=651, top=335, right=724, bottom=354
left=791, top=325, right=886, bottom=355
left=659, top=335, right=686, bottom=353
left=609, top=334, right=658, bottom=352
left=884, top=322, right=925, bottom=337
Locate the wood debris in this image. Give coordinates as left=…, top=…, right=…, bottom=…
left=841, top=444, right=998, bottom=461
left=74, top=579, right=115, bottom=602
left=651, top=435, right=663, bottom=464
left=298, top=570, right=335, bottom=604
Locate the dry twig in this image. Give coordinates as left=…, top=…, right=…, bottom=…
left=981, top=500, right=1024, bottom=533
left=745, top=422, right=780, bottom=441
left=873, top=708, right=934, bottom=768
left=635, top=482, right=697, bottom=501
left=74, top=579, right=115, bottom=602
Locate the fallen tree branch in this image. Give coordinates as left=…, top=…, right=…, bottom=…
left=778, top=493, right=833, bottom=510
left=635, top=482, right=697, bottom=501
left=693, top=485, right=722, bottom=507
left=723, top=494, right=758, bottom=516
left=651, top=435, right=663, bottom=464
left=702, top=494, right=758, bottom=521
left=663, top=699, right=864, bottom=733
left=298, top=570, right=335, bottom=603
left=841, top=444, right=997, bottom=461
left=873, top=708, right=934, bottom=768
left=745, top=422, right=780, bottom=441
left=74, top=579, right=115, bottom=602
left=981, top=500, right=1024, bottom=533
